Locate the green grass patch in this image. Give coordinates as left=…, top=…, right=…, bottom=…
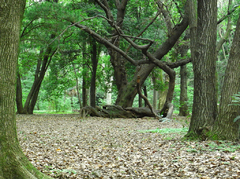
left=139, top=127, right=188, bottom=134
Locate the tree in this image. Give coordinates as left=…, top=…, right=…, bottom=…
left=68, top=0, right=190, bottom=114
left=186, top=0, right=218, bottom=138
left=187, top=0, right=240, bottom=140
left=90, top=37, right=101, bottom=108
left=211, top=12, right=240, bottom=140
left=17, top=0, right=63, bottom=114
left=0, top=1, right=51, bottom=178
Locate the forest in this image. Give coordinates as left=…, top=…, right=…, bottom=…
left=0, top=0, right=240, bottom=178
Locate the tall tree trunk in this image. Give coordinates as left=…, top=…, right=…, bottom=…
left=72, top=64, right=82, bottom=109
left=152, top=75, right=159, bottom=110
left=82, top=69, right=88, bottom=107
left=187, top=0, right=218, bottom=139
left=179, top=65, right=189, bottom=116
left=16, top=72, right=24, bottom=114
left=82, top=42, right=89, bottom=107
left=104, top=0, right=128, bottom=98
left=115, top=8, right=189, bottom=107
left=179, top=32, right=190, bottom=116
left=211, top=14, right=240, bottom=140
left=0, top=1, right=51, bottom=178
left=90, top=39, right=98, bottom=108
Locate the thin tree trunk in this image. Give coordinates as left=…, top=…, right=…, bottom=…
left=22, top=47, right=55, bottom=114
left=179, top=32, right=190, bottom=116
left=82, top=42, right=89, bottom=107
left=143, top=85, right=148, bottom=107
left=16, top=72, right=24, bottom=114
left=90, top=39, right=98, bottom=108
left=179, top=65, right=189, bottom=116
left=82, top=71, right=88, bottom=107
left=72, top=63, right=82, bottom=109
left=152, top=76, right=159, bottom=110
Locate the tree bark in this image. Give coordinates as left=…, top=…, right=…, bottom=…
left=0, top=1, right=51, bottom=178
left=187, top=0, right=218, bottom=139
left=72, top=63, right=82, bottom=109
left=179, top=65, right=189, bottom=116
left=90, top=38, right=98, bottom=108
left=211, top=13, right=240, bottom=140
left=179, top=32, right=190, bottom=116
left=82, top=41, right=89, bottom=107
left=72, top=1, right=189, bottom=108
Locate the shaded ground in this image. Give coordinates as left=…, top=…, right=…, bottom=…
left=17, top=114, right=240, bottom=179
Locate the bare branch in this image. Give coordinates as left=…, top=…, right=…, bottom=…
left=125, top=10, right=161, bottom=53
left=163, top=58, right=192, bottom=68
left=217, top=0, right=233, bottom=53
left=217, top=4, right=239, bottom=24
left=156, top=1, right=173, bottom=34
left=95, top=0, right=114, bottom=23
left=68, top=20, right=150, bottom=66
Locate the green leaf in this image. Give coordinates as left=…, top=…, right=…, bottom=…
left=233, top=116, right=240, bottom=123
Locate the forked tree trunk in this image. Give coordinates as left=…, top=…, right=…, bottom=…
left=211, top=14, right=240, bottom=140
left=115, top=9, right=189, bottom=107
left=17, top=40, right=56, bottom=114
left=187, top=0, right=218, bottom=139
left=0, top=1, right=51, bottom=178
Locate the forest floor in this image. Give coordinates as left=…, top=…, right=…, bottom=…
left=17, top=114, right=240, bottom=179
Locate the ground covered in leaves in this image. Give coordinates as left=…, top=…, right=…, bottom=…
left=17, top=114, right=240, bottom=179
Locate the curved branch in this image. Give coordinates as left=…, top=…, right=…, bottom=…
left=217, top=0, right=233, bottom=53
left=70, top=20, right=149, bottom=66
left=164, top=58, right=192, bottom=68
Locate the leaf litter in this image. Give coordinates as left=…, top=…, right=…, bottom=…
left=17, top=114, right=240, bottom=178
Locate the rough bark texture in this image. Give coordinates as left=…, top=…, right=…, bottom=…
left=211, top=14, right=240, bottom=140
left=187, top=0, right=218, bottom=139
left=0, top=1, right=51, bottom=178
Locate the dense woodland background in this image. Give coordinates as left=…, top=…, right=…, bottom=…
left=15, top=0, right=240, bottom=138
left=17, top=0, right=235, bottom=113
left=0, top=0, right=240, bottom=178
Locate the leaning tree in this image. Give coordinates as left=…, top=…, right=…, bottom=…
left=63, top=0, right=191, bottom=118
